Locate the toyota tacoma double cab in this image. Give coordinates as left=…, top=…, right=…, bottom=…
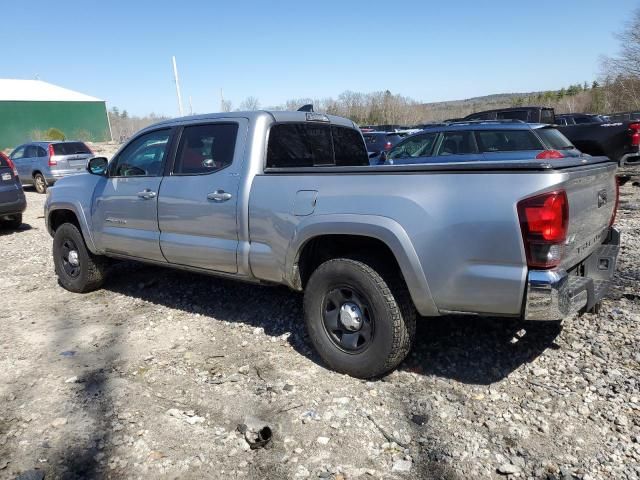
left=45, top=110, right=620, bottom=378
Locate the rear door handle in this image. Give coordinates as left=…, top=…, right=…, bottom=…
left=137, top=189, right=156, bottom=199
left=207, top=190, right=232, bottom=202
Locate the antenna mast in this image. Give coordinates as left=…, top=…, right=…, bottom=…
left=172, top=56, right=184, bottom=116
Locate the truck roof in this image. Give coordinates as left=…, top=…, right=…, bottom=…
left=147, top=110, right=358, bottom=131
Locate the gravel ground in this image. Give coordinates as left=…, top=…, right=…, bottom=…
left=0, top=168, right=638, bottom=480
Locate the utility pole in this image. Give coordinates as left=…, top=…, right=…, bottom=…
left=189, top=96, right=193, bottom=115
left=220, top=88, right=225, bottom=112
left=172, top=56, right=184, bottom=116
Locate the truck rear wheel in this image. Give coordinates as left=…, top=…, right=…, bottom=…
left=53, top=223, right=107, bottom=293
left=303, top=257, right=416, bottom=378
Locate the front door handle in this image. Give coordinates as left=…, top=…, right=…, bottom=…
left=207, top=190, right=232, bottom=202
left=137, top=189, right=156, bottom=199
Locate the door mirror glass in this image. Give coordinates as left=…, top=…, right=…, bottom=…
left=87, top=157, right=108, bottom=175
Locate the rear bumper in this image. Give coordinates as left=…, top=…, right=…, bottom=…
left=523, top=228, right=620, bottom=321
left=0, top=194, right=27, bottom=217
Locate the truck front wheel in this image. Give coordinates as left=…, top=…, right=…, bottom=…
left=53, top=223, right=107, bottom=293
left=303, top=257, right=416, bottom=378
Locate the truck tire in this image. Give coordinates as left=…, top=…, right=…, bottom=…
left=303, top=257, right=416, bottom=378
left=53, top=223, right=107, bottom=293
left=34, top=173, right=47, bottom=194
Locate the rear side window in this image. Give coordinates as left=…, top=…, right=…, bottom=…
left=52, top=142, right=91, bottom=155
left=173, top=123, right=238, bottom=175
left=267, top=123, right=367, bottom=168
left=475, top=130, right=542, bottom=152
left=497, top=110, right=528, bottom=121
left=332, top=126, right=368, bottom=166
left=25, top=145, right=39, bottom=158
left=436, top=131, right=477, bottom=155
left=535, top=128, right=575, bottom=150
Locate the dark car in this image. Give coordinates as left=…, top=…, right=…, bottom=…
left=363, top=131, right=403, bottom=164
left=383, top=121, right=584, bottom=165
left=0, top=151, right=27, bottom=229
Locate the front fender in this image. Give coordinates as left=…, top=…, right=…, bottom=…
left=46, top=201, right=99, bottom=254
left=287, top=214, right=439, bottom=316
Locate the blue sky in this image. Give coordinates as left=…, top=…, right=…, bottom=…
left=1, top=0, right=636, bottom=116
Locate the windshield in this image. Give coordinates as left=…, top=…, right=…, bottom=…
left=536, top=128, right=575, bottom=150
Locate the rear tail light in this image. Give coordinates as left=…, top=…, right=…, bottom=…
left=610, top=178, right=621, bottom=226
left=48, top=144, right=57, bottom=166
left=517, top=191, right=568, bottom=268
left=384, top=142, right=393, bottom=151
left=2, top=154, right=18, bottom=176
left=536, top=150, right=565, bottom=159
left=0, top=152, right=18, bottom=177
left=629, top=122, right=640, bottom=147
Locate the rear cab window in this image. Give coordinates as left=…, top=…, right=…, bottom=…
left=266, top=123, right=367, bottom=168
left=540, top=109, right=555, bottom=124
left=52, top=142, right=92, bottom=155
left=496, top=110, right=529, bottom=122
left=475, top=130, right=542, bottom=152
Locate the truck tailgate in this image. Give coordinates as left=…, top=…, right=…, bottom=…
left=558, top=160, right=617, bottom=269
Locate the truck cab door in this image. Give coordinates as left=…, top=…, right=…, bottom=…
left=157, top=120, right=247, bottom=274
left=92, top=128, right=173, bottom=262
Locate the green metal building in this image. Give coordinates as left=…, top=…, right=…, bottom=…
left=0, top=79, right=111, bottom=149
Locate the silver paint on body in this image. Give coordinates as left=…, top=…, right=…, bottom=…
left=44, top=111, right=620, bottom=320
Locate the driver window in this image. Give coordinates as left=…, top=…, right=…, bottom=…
left=388, top=133, right=438, bottom=160
left=11, top=146, right=26, bottom=160
left=111, top=130, right=171, bottom=177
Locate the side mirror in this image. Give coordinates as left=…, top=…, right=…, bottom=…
left=378, top=151, right=388, bottom=164
left=87, top=157, right=108, bottom=176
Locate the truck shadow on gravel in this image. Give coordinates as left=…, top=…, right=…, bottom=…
left=404, top=315, right=562, bottom=385
left=104, top=263, right=562, bottom=386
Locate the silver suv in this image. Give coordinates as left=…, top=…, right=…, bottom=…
left=10, top=141, right=93, bottom=193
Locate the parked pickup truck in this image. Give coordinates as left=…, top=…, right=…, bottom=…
left=44, top=110, right=621, bottom=378
left=462, top=107, right=640, bottom=167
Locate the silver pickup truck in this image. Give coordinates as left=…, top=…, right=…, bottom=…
left=44, top=111, right=620, bottom=378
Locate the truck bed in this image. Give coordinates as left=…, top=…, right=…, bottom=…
left=250, top=156, right=618, bottom=317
